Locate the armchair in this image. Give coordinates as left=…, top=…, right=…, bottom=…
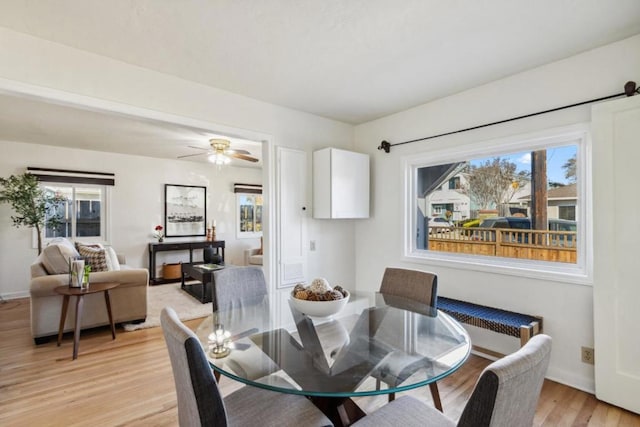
left=243, top=237, right=263, bottom=266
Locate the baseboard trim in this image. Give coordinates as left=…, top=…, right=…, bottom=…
left=1, top=290, right=30, bottom=300
left=471, top=345, right=505, bottom=361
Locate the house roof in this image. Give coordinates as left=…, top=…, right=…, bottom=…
left=519, top=183, right=577, bottom=201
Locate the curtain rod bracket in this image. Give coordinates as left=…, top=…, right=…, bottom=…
left=378, top=140, right=391, bottom=153
left=624, top=81, right=638, bottom=96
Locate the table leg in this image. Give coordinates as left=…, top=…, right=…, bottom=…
left=430, top=382, right=443, bottom=411
left=104, top=290, right=116, bottom=340
left=72, top=295, right=84, bottom=360
left=57, top=295, right=70, bottom=346
left=201, top=276, right=209, bottom=304
left=149, top=246, right=156, bottom=284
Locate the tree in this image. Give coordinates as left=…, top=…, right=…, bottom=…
left=464, top=157, right=530, bottom=210
left=563, top=155, right=576, bottom=183
left=0, top=173, right=65, bottom=254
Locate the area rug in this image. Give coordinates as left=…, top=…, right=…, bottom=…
left=123, top=283, right=212, bottom=331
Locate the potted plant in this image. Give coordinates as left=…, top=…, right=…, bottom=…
left=0, top=172, right=66, bottom=254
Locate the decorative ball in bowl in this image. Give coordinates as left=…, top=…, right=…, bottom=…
left=290, top=279, right=350, bottom=318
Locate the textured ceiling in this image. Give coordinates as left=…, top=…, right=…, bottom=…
left=1, top=0, right=639, bottom=124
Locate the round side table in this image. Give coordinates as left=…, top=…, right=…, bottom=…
left=54, top=282, right=120, bottom=360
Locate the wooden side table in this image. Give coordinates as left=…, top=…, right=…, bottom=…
left=54, top=282, right=119, bottom=360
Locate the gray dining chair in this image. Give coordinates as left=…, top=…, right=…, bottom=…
left=373, top=268, right=442, bottom=408
left=160, top=307, right=333, bottom=427
left=212, top=266, right=268, bottom=311
left=353, top=333, right=552, bottom=427
left=211, top=266, right=281, bottom=381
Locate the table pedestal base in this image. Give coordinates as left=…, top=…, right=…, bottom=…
left=310, top=396, right=366, bottom=427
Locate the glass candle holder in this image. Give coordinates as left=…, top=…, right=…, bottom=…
left=208, top=324, right=231, bottom=358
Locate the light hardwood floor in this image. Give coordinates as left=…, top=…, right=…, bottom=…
left=1, top=297, right=638, bottom=426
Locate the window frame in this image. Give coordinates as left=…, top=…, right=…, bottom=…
left=35, top=182, right=111, bottom=246
left=402, top=124, right=592, bottom=285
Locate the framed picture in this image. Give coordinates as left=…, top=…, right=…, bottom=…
left=237, top=193, right=263, bottom=239
left=165, top=184, right=206, bottom=237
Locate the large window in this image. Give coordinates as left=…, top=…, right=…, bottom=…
left=43, top=183, right=107, bottom=241
left=404, top=126, right=590, bottom=283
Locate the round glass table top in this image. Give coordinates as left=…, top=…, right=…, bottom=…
left=195, top=291, right=471, bottom=398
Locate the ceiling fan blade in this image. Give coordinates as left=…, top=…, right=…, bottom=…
left=178, top=152, right=208, bottom=159
left=188, top=145, right=210, bottom=151
left=230, top=153, right=259, bottom=162
left=226, top=148, right=251, bottom=155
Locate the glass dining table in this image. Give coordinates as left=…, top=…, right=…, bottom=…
left=195, top=291, right=471, bottom=426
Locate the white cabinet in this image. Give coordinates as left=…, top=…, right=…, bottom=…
left=313, top=148, right=369, bottom=219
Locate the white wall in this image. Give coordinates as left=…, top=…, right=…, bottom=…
left=0, top=27, right=356, bottom=296
left=353, top=34, right=640, bottom=392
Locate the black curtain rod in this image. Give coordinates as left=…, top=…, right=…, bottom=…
left=378, top=80, right=639, bottom=153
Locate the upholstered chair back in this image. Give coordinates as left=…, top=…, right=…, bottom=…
left=457, top=334, right=552, bottom=427
left=213, top=266, right=268, bottom=311
left=161, top=307, right=228, bottom=427
left=379, top=267, right=438, bottom=306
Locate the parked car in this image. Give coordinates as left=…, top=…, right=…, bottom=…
left=428, top=217, right=453, bottom=234
left=472, top=217, right=576, bottom=246
left=472, top=217, right=525, bottom=242
left=461, top=219, right=481, bottom=228
left=548, top=218, right=577, bottom=247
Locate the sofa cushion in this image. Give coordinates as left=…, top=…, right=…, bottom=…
left=41, top=238, right=80, bottom=274
left=77, top=245, right=109, bottom=272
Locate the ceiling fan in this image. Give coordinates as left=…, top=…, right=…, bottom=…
left=178, top=138, right=259, bottom=165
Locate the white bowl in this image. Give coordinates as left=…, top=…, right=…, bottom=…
left=290, top=290, right=350, bottom=317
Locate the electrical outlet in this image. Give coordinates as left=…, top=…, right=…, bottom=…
left=581, top=346, right=595, bottom=364
left=310, top=240, right=316, bottom=251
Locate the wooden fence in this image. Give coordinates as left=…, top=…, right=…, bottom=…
left=428, top=227, right=577, bottom=263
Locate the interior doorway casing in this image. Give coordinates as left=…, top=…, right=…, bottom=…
left=0, top=79, right=276, bottom=292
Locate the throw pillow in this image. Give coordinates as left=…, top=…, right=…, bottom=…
left=105, top=246, right=121, bottom=271
left=41, top=239, right=80, bottom=274
left=77, top=245, right=109, bottom=272
left=76, top=242, right=120, bottom=271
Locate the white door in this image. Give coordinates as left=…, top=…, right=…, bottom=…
left=276, top=147, right=307, bottom=288
left=592, top=94, right=640, bottom=414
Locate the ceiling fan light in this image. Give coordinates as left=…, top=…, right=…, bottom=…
left=208, top=153, right=231, bottom=165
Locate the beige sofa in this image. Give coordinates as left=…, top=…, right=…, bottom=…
left=30, top=239, right=149, bottom=344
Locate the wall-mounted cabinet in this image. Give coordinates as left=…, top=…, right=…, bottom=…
left=313, top=147, right=370, bottom=219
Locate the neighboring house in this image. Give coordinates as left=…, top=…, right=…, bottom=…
left=517, top=183, right=577, bottom=221
left=426, top=174, right=471, bottom=221
left=506, top=181, right=532, bottom=216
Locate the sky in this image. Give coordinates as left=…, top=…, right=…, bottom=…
left=471, top=144, right=577, bottom=185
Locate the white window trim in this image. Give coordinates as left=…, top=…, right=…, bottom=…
left=33, top=183, right=112, bottom=248
left=402, top=123, right=593, bottom=286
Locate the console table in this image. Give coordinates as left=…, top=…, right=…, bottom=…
left=148, top=240, right=225, bottom=285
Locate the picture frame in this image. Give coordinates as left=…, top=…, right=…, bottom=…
left=236, top=192, right=263, bottom=239
left=164, top=184, right=206, bottom=237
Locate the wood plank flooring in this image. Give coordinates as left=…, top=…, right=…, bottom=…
left=1, top=297, right=638, bottom=426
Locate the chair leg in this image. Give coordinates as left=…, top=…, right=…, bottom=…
left=429, top=382, right=443, bottom=411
